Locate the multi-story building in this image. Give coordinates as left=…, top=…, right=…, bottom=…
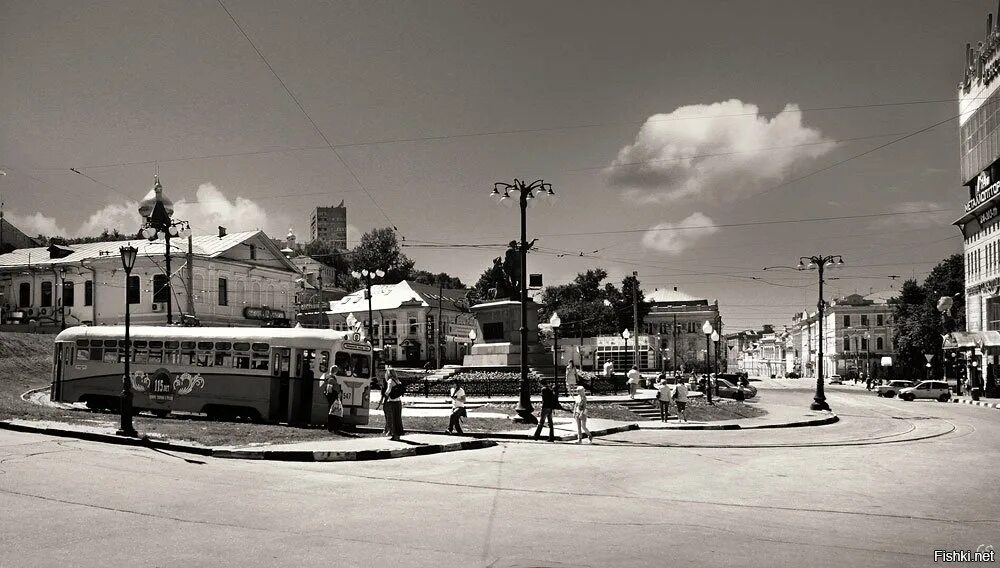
left=326, top=280, right=474, bottom=364
left=639, top=287, right=723, bottom=373
left=951, top=9, right=1000, bottom=397
left=726, top=329, right=759, bottom=373
left=0, top=230, right=300, bottom=328
left=309, top=201, right=348, bottom=250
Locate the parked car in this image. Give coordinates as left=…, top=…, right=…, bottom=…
left=876, top=380, right=915, bottom=398
left=829, top=374, right=844, bottom=385
left=898, top=381, right=952, bottom=402
left=718, top=373, right=750, bottom=387
left=714, top=378, right=758, bottom=401
left=785, top=371, right=801, bottom=379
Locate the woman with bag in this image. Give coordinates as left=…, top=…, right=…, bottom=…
left=321, top=368, right=343, bottom=433
left=383, top=366, right=405, bottom=441
left=573, top=385, right=593, bottom=443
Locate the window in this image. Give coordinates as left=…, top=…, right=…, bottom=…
left=987, top=297, right=1000, bottom=330
left=843, top=315, right=850, bottom=327
left=127, top=276, right=141, bottom=304
left=876, top=337, right=884, bottom=350
left=18, top=282, right=30, bottom=307
left=218, top=277, right=228, bottom=306
left=876, top=314, right=883, bottom=326
left=41, top=281, right=53, bottom=307
left=860, top=314, right=868, bottom=326
left=152, top=274, right=170, bottom=303
left=861, top=337, right=868, bottom=351
left=409, top=317, right=418, bottom=335
left=843, top=337, right=850, bottom=351
left=62, top=281, right=75, bottom=307
left=84, top=280, right=93, bottom=306
left=249, top=245, right=256, bottom=260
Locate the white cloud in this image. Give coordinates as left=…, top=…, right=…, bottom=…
left=10, top=182, right=286, bottom=239
left=871, top=201, right=953, bottom=230
left=5, top=212, right=67, bottom=238
left=641, top=212, right=719, bottom=254
left=607, top=99, right=832, bottom=203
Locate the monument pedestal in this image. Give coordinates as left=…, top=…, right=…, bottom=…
left=462, top=300, right=549, bottom=368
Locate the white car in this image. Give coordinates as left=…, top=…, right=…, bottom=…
left=898, top=381, right=951, bottom=402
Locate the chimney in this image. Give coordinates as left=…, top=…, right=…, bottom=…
left=673, top=286, right=678, bottom=291
left=218, top=226, right=227, bottom=238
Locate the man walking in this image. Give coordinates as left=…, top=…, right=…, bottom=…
left=603, top=359, right=615, bottom=394
left=447, top=378, right=466, bottom=434
left=533, top=380, right=559, bottom=442
left=656, top=378, right=672, bottom=422
left=673, top=379, right=689, bottom=422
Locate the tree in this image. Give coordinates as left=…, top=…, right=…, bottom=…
left=349, top=228, right=415, bottom=285
left=616, top=273, right=651, bottom=334
left=411, top=270, right=466, bottom=289
left=302, top=239, right=352, bottom=287
left=891, top=254, right=965, bottom=378
left=537, top=269, right=622, bottom=337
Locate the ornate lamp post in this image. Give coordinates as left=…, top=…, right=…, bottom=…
left=138, top=176, right=191, bottom=325
left=937, top=295, right=959, bottom=395
left=350, top=268, right=386, bottom=344
left=622, top=328, right=631, bottom=366
left=550, top=312, right=561, bottom=395
left=702, top=321, right=714, bottom=374
left=797, top=255, right=844, bottom=411
left=491, top=178, right=556, bottom=423
left=118, top=245, right=139, bottom=438
left=711, top=330, right=720, bottom=375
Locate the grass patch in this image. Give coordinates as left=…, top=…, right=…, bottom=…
left=478, top=402, right=643, bottom=422
left=682, top=400, right=767, bottom=421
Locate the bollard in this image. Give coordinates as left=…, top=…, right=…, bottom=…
left=424, top=378, right=429, bottom=398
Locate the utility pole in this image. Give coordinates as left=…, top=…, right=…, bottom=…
left=186, top=235, right=195, bottom=318
left=632, top=271, right=639, bottom=370
left=672, top=313, right=678, bottom=372
left=436, top=280, right=443, bottom=369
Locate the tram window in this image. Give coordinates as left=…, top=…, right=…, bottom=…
left=251, top=352, right=269, bottom=370
left=77, top=348, right=91, bottom=362
left=215, top=351, right=232, bottom=367
left=133, top=340, right=148, bottom=349
left=197, top=342, right=213, bottom=351
left=351, top=354, right=371, bottom=378
left=164, top=348, right=180, bottom=364
left=134, top=350, right=148, bottom=364
left=215, top=342, right=232, bottom=351
left=76, top=339, right=89, bottom=347
left=148, top=349, right=163, bottom=364
left=252, top=342, right=269, bottom=352
left=334, top=352, right=352, bottom=375
left=181, top=349, right=197, bottom=365
left=319, top=351, right=330, bottom=373
left=181, top=341, right=197, bottom=350
left=89, top=347, right=104, bottom=361
left=234, top=345, right=251, bottom=369
left=233, top=342, right=251, bottom=351
left=149, top=341, right=163, bottom=349
left=195, top=352, right=211, bottom=367
left=165, top=341, right=180, bottom=350
left=104, top=340, right=118, bottom=348
left=103, top=348, right=119, bottom=364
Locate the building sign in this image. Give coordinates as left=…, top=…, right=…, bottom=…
left=965, top=177, right=1000, bottom=213
left=980, top=205, right=1000, bottom=228
left=342, top=341, right=372, bottom=352
left=968, top=275, right=1000, bottom=296
left=243, top=306, right=287, bottom=320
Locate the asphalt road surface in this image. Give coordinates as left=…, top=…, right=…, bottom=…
left=1, top=385, right=997, bottom=568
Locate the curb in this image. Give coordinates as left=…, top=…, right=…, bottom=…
left=638, top=413, right=839, bottom=431
left=353, top=423, right=640, bottom=441
left=951, top=398, right=1000, bottom=410
left=0, top=420, right=496, bottom=462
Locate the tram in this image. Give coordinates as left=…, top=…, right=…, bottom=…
left=51, top=326, right=374, bottom=425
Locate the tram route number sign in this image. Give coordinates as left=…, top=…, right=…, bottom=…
left=150, top=369, right=175, bottom=402
left=343, top=341, right=372, bottom=352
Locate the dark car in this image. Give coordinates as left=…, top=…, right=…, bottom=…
left=785, top=371, right=801, bottom=379
left=715, top=378, right=757, bottom=401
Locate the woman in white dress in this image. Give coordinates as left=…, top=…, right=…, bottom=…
left=573, top=385, right=593, bottom=443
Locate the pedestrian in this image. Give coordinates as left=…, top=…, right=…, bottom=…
left=603, top=359, right=614, bottom=393
left=447, top=378, right=466, bottom=434
left=565, top=360, right=579, bottom=395
left=704, top=374, right=714, bottom=405
left=376, top=367, right=389, bottom=436
left=321, top=369, right=343, bottom=433
left=382, top=365, right=404, bottom=440
left=626, top=365, right=641, bottom=399
left=656, top=379, right=672, bottom=422
left=533, top=379, right=559, bottom=442
left=424, top=360, right=434, bottom=373
left=573, top=385, right=593, bottom=443
left=673, top=380, right=688, bottom=422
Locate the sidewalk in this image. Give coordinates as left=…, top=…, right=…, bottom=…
left=951, top=395, right=1000, bottom=410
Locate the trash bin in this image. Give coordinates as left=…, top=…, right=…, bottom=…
left=971, top=387, right=981, bottom=401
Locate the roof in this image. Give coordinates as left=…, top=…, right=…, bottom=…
left=863, top=290, right=897, bottom=304
left=54, top=325, right=358, bottom=347
left=646, top=288, right=707, bottom=304
left=0, top=230, right=298, bottom=272
left=327, top=280, right=469, bottom=315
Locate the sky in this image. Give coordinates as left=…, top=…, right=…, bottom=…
left=0, top=0, right=991, bottom=331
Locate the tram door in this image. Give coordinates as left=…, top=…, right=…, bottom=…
left=270, top=348, right=291, bottom=422
left=287, top=349, right=316, bottom=424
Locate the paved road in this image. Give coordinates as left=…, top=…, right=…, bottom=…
left=1, top=386, right=997, bottom=568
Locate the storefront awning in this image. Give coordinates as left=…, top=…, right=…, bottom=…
left=942, top=331, right=1000, bottom=349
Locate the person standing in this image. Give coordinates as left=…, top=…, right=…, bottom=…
left=321, top=370, right=343, bottom=433
left=626, top=365, right=642, bottom=399
left=704, top=374, right=714, bottom=405
left=383, top=366, right=404, bottom=440
left=573, top=386, right=593, bottom=443
left=447, top=378, right=467, bottom=434
left=656, top=379, right=672, bottom=422
left=533, top=380, right=559, bottom=442
left=603, top=359, right=614, bottom=394
left=565, top=360, right=579, bottom=396
left=673, top=379, right=688, bottom=422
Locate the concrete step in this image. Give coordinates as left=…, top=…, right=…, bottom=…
left=617, top=399, right=661, bottom=421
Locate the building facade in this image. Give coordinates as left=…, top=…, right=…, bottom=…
left=326, top=281, right=474, bottom=365
left=639, top=288, right=723, bottom=373
left=951, top=9, right=1000, bottom=396
left=309, top=201, right=348, bottom=250
left=0, top=217, right=39, bottom=254
left=0, top=231, right=300, bottom=328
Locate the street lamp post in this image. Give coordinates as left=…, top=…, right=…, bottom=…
left=622, top=328, right=631, bottom=366
left=351, top=269, right=386, bottom=345
left=491, top=178, right=556, bottom=423
left=937, top=296, right=959, bottom=395
left=118, top=245, right=139, bottom=438
left=711, top=330, right=720, bottom=376
left=138, top=176, right=191, bottom=325
left=702, top=321, right=714, bottom=374
left=797, top=254, right=844, bottom=411
left=550, top=312, right=561, bottom=396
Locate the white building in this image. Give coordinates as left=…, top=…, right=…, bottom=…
left=327, top=280, right=473, bottom=364
left=0, top=231, right=300, bottom=328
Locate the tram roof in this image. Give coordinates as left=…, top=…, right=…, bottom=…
left=55, top=325, right=356, bottom=344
